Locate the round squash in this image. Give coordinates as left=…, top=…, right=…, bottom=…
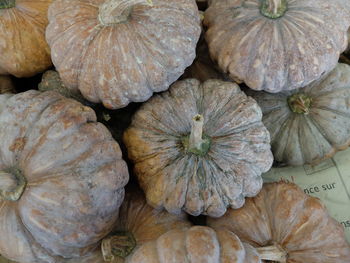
left=0, top=91, right=129, bottom=263
left=207, top=181, right=350, bottom=262
left=46, top=0, right=201, bottom=109
left=248, top=63, right=350, bottom=166
left=204, top=0, right=350, bottom=93
left=0, top=0, right=52, bottom=77
left=0, top=76, right=14, bottom=94
left=123, top=79, right=273, bottom=217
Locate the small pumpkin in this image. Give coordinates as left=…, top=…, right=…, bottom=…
left=207, top=181, right=350, bottom=262
left=123, top=79, right=273, bottom=217
left=0, top=0, right=52, bottom=77
left=204, top=0, right=350, bottom=93
left=0, top=76, right=14, bottom=94
left=0, top=91, right=129, bottom=263
left=248, top=63, right=350, bottom=166
left=46, top=0, right=201, bottom=109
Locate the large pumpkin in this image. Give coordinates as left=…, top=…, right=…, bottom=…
left=0, top=0, right=52, bottom=77
left=248, top=63, right=350, bottom=166
left=204, top=0, right=350, bottom=93
left=207, top=182, right=350, bottom=262
left=0, top=91, right=129, bottom=263
left=46, top=0, right=201, bottom=109
left=124, top=79, right=273, bottom=217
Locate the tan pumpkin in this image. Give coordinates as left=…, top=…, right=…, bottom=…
left=0, top=91, right=129, bottom=263
left=124, top=79, right=273, bottom=217
left=204, top=0, right=350, bottom=93
left=46, top=0, right=201, bottom=109
left=0, top=76, right=14, bottom=94
left=208, top=182, right=350, bottom=262
left=0, top=0, right=52, bottom=77
left=248, top=63, right=350, bottom=166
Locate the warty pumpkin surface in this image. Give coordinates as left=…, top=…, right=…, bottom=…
left=123, top=79, right=273, bottom=217
left=204, top=0, right=350, bottom=93
left=207, top=182, right=350, bottom=262
left=248, top=63, right=350, bottom=166
left=46, top=0, right=201, bottom=109
left=0, top=0, right=52, bottom=77
left=0, top=91, right=129, bottom=263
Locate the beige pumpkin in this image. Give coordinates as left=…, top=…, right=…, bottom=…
left=204, top=0, right=350, bottom=93
left=46, top=0, right=201, bottom=109
left=208, top=182, right=350, bottom=262
left=124, top=79, right=273, bottom=217
left=0, top=91, right=129, bottom=263
left=0, top=0, right=52, bottom=77
left=248, top=63, right=350, bottom=166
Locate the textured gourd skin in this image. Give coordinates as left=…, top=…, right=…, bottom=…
left=208, top=182, right=350, bottom=263
left=123, top=79, right=273, bottom=217
left=0, top=0, right=52, bottom=77
left=46, top=0, right=201, bottom=109
left=0, top=76, right=14, bottom=94
left=204, top=0, right=350, bottom=93
left=0, top=91, right=129, bottom=263
left=248, top=63, right=350, bottom=166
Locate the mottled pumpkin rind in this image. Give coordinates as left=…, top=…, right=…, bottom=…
left=208, top=182, right=350, bottom=263
left=0, top=0, right=52, bottom=77
left=124, top=78, right=273, bottom=217
left=0, top=91, right=129, bottom=263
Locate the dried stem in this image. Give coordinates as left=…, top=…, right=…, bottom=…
left=257, top=244, right=287, bottom=262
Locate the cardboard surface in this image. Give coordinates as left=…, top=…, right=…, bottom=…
left=263, top=148, right=350, bottom=242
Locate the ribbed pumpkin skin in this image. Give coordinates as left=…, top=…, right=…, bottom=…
left=248, top=63, right=350, bottom=166
left=0, top=91, right=129, bottom=263
left=126, top=226, right=261, bottom=263
left=0, top=0, right=52, bottom=77
left=46, top=0, right=201, bottom=109
left=124, top=79, right=273, bottom=217
left=207, top=182, right=350, bottom=263
left=204, top=0, right=350, bottom=93
left=66, top=189, right=192, bottom=263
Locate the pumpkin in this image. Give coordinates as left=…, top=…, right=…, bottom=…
left=0, top=0, right=52, bottom=77
left=0, top=76, right=14, bottom=94
left=123, top=79, right=273, bottom=217
left=66, top=187, right=192, bottom=263
left=248, top=63, right=350, bottom=166
left=0, top=90, right=129, bottom=263
left=207, top=181, right=350, bottom=262
left=204, top=0, right=350, bottom=93
left=46, top=0, right=201, bottom=109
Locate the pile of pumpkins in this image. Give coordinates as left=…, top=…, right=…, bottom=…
left=1, top=0, right=350, bottom=262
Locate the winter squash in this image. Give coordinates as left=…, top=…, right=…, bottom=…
left=123, top=79, right=273, bottom=217
left=0, top=0, right=52, bottom=77
left=248, top=63, right=350, bottom=166
left=207, top=181, right=350, bottom=262
left=0, top=91, right=129, bottom=263
left=0, top=76, right=14, bottom=94
left=46, top=0, right=201, bottom=109
left=204, top=0, right=350, bottom=93
left=67, top=187, right=192, bottom=263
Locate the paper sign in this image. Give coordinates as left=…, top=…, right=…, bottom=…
left=263, top=148, right=350, bottom=242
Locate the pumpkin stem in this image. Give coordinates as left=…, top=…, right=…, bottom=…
left=0, top=167, right=26, bottom=201
left=257, top=244, right=287, bottom=262
left=98, top=0, right=153, bottom=26
left=260, top=0, right=287, bottom=19
left=0, top=0, right=15, bottom=9
left=101, top=231, right=136, bottom=261
left=287, top=93, right=312, bottom=114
